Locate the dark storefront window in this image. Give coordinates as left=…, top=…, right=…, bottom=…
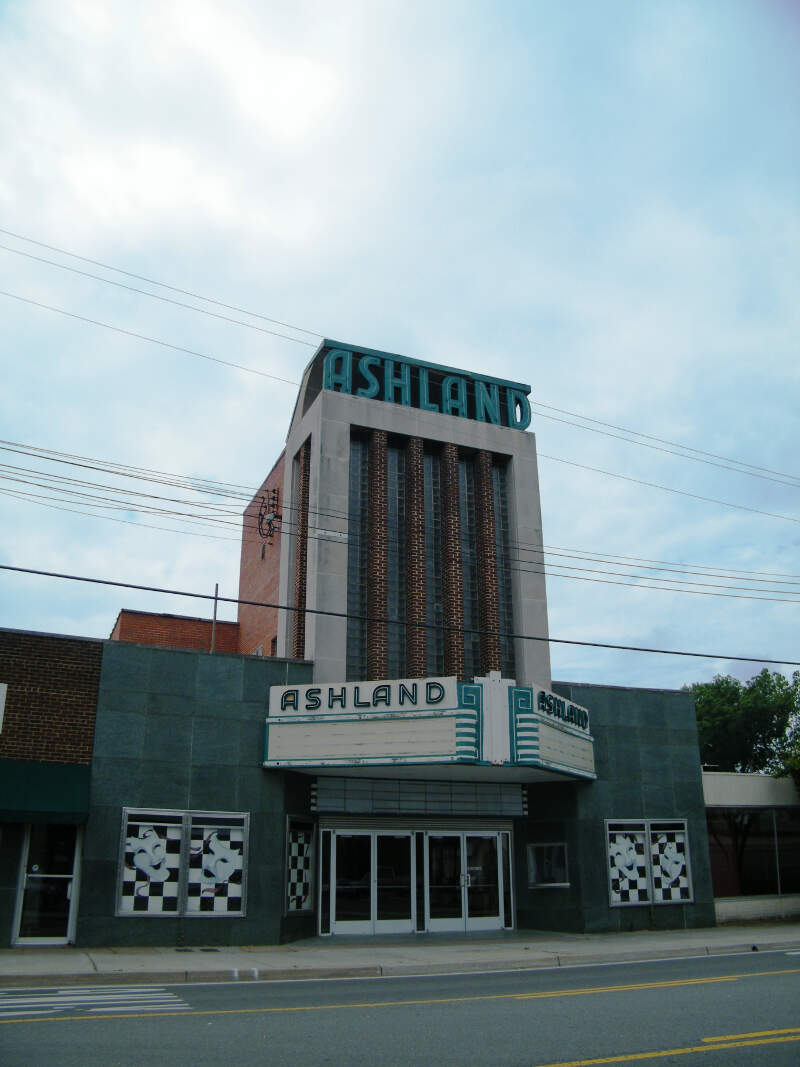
left=776, top=809, right=800, bottom=894
left=706, top=807, right=800, bottom=897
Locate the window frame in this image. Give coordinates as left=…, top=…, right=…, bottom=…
left=527, top=842, right=569, bottom=888
left=116, top=808, right=249, bottom=918
left=606, top=818, right=694, bottom=908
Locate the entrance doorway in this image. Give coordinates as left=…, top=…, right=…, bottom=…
left=330, top=831, right=414, bottom=934
left=319, top=827, right=512, bottom=935
left=426, top=832, right=503, bottom=932
left=13, top=823, right=82, bottom=945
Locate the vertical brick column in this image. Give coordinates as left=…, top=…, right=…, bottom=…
left=441, top=443, right=465, bottom=680
left=367, top=430, right=388, bottom=679
left=405, top=437, right=426, bottom=677
left=291, top=438, right=311, bottom=659
left=475, top=450, right=502, bottom=674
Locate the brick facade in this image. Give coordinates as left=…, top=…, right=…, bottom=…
left=441, top=443, right=465, bottom=680
left=475, top=449, right=502, bottom=674
left=237, top=451, right=285, bottom=656
left=110, top=611, right=240, bottom=654
left=405, top=437, right=426, bottom=677
left=0, top=628, right=102, bottom=765
left=366, top=430, right=389, bottom=679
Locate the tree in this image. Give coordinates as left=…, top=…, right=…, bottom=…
left=692, top=669, right=799, bottom=774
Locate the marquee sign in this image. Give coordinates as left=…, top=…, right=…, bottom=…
left=271, top=676, right=458, bottom=715
left=322, top=346, right=532, bottom=430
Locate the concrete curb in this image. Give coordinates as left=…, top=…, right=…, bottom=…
left=2, top=936, right=800, bottom=988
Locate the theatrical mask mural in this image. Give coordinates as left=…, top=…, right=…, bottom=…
left=607, top=821, right=692, bottom=906
left=118, top=810, right=248, bottom=916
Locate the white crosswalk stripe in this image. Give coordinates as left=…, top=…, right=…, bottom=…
left=0, top=985, right=191, bottom=1018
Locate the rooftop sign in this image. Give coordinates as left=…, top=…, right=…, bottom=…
left=321, top=345, right=531, bottom=430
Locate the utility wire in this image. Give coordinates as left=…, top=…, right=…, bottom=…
left=3, top=227, right=795, bottom=491
left=533, top=409, right=800, bottom=490
left=533, top=401, right=800, bottom=484
left=5, top=483, right=800, bottom=604
left=4, top=454, right=800, bottom=589
left=0, top=290, right=311, bottom=375
left=2, top=562, right=799, bottom=666
left=0, top=226, right=324, bottom=337
left=0, top=243, right=320, bottom=346
left=538, top=453, right=800, bottom=526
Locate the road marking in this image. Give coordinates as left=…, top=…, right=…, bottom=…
left=534, top=1033, right=800, bottom=1065
left=703, top=1026, right=800, bottom=1041
left=1, top=965, right=797, bottom=1026
left=0, top=985, right=189, bottom=1020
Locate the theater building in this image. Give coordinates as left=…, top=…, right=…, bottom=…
left=250, top=341, right=715, bottom=937
left=2, top=340, right=749, bottom=947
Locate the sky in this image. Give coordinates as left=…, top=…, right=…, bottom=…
left=0, top=0, right=797, bottom=691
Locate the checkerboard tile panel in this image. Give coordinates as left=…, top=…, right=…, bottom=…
left=186, top=825, right=245, bottom=914
left=608, top=829, right=650, bottom=905
left=287, top=828, right=313, bottom=911
left=120, top=821, right=182, bottom=914
left=650, top=829, right=691, bottom=903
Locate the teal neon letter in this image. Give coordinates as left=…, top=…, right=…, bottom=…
left=356, top=355, right=381, bottom=399
left=475, top=380, right=501, bottom=425
left=322, top=349, right=353, bottom=395
left=441, top=375, right=467, bottom=418
left=383, top=359, right=411, bottom=406
left=506, top=388, right=531, bottom=430
left=418, top=368, right=439, bottom=413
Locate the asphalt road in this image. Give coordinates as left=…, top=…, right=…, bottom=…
left=1, top=951, right=799, bottom=1065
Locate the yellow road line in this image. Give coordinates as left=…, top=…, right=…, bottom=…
left=535, top=1034, right=800, bottom=1066
left=1, top=966, right=797, bottom=1027
left=703, top=1025, right=800, bottom=1042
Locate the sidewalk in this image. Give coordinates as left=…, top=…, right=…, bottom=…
left=2, top=921, right=800, bottom=987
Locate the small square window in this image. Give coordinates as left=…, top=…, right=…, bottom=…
left=527, top=843, right=568, bottom=887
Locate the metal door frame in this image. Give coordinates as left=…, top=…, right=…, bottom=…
left=12, top=823, right=83, bottom=945
left=425, top=830, right=505, bottom=932
left=327, top=830, right=416, bottom=936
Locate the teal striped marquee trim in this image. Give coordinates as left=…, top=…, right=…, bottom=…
left=458, top=683, right=484, bottom=762
left=455, top=708, right=480, bottom=761
left=508, top=685, right=535, bottom=763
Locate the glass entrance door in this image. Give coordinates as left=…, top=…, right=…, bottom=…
left=14, top=823, right=81, bottom=944
left=426, top=832, right=504, bottom=932
left=330, top=832, right=414, bottom=934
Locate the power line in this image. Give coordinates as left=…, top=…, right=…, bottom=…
left=5, top=467, right=798, bottom=600
left=3, top=226, right=794, bottom=497
left=538, top=453, right=800, bottom=525
left=2, top=562, right=798, bottom=666
left=0, top=289, right=309, bottom=377
left=533, top=409, right=800, bottom=490
left=4, top=458, right=800, bottom=600
left=533, top=401, right=800, bottom=484
left=0, top=243, right=321, bottom=346
left=0, top=226, right=324, bottom=338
